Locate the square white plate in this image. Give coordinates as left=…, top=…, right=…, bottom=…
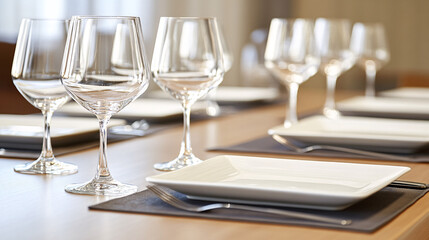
left=0, top=114, right=125, bottom=148
left=380, top=87, right=429, bottom=99
left=58, top=98, right=195, bottom=121
left=268, top=115, right=429, bottom=153
left=146, top=155, right=409, bottom=210
left=149, top=87, right=279, bottom=104
left=337, top=96, right=429, bottom=119
left=212, top=87, right=279, bottom=103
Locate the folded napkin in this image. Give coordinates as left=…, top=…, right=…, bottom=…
left=208, top=136, right=429, bottom=162
left=89, top=186, right=428, bottom=232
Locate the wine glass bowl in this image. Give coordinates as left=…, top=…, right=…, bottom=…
left=350, top=22, right=390, bottom=97
left=11, top=18, right=77, bottom=175
left=203, top=25, right=233, bottom=117
left=151, top=17, right=225, bottom=171
left=61, top=16, right=150, bottom=196
left=265, top=18, right=320, bottom=128
left=314, top=18, right=354, bottom=119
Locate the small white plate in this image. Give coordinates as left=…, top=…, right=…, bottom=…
left=149, top=87, right=280, bottom=104
left=337, top=96, right=429, bottom=119
left=58, top=98, right=195, bottom=121
left=147, top=155, right=409, bottom=210
left=380, top=87, right=429, bottom=100
left=0, top=114, right=125, bottom=148
left=268, top=115, right=429, bottom=153
left=212, top=87, right=279, bottom=103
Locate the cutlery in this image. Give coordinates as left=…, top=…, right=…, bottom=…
left=146, top=184, right=352, bottom=226
left=271, top=134, right=411, bottom=161
left=388, top=180, right=428, bottom=189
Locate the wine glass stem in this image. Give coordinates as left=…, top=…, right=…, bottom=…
left=284, top=82, right=299, bottom=128
left=95, top=117, right=112, bottom=180
left=40, top=110, right=54, bottom=160
left=365, top=67, right=376, bottom=97
left=179, top=101, right=193, bottom=159
left=324, top=74, right=338, bottom=111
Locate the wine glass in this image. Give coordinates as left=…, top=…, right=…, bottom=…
left=151, top=17, right=224, bottom=171
left=314, top=18, right=355, bottom=119
left=350, top=22, right=390, bottom=97
left=61, top=16, right=150, bottom=196
left=265, top=18, right=320, bottom=128
left=203, top=26, right=233, bottom=116
left=11, top=18, right=77, bottom=175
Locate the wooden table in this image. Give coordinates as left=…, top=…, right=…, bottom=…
left=1, top=88, right=429, bottom=240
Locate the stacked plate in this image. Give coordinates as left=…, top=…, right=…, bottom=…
left=0, top=114, right=125, bottom=149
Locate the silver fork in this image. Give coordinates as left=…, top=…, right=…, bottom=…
left=271, top=134, right=411, bottom=161
left=146, top=185, right=352, bottom=226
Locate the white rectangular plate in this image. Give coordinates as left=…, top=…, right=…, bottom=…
left=146, top=155, right=409, bottom=210
left=58, top=98, right=191, bottom=121
left=380, top=87, right=429, bottom=99
left=337, top=96, right=429, bottom=119
left=149, top=87, right=279, bottom=104
left=268, top=115, right=429, bottom=153
left=212, top=87, right=279, bottom=103
left=0, top=114, right=124, bottom=147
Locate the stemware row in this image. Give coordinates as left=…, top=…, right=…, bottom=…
left=265, top=18, right=389, bottom=127
left=12, top=16, right=225, bottom=196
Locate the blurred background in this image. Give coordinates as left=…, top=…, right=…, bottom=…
left=1, top=0, right=428, bottom=113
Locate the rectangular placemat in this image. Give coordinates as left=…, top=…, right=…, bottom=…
left=89, top=186, right=428, bottom=232
left=208, top=136, right=429, bottom=162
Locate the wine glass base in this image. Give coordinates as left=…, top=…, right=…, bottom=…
left=154, top=155, right=203, bottom=171
left=323, top=108, right=341, bottom=119
left=65, top=177, right=138, bottom=196
left=14, top=158, right=78, bottom=175
left=205, top=100, right=221, bottom=117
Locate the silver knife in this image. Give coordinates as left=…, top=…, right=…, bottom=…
left=389, top=180, right=428, bottom=189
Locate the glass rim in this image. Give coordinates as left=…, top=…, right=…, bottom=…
left=21, top=18, right=67, bottom=22
left=353, top=21, right=385, bottom=26
left=160, top=16, right=217, bottom=21
left=71, top=15, right=140, bottom=20
left=315, top=17, right=352, bottom=22
left=271, top=18, right=316, bottom=22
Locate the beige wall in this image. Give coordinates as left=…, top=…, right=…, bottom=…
left=290, top=0, right=429, bottom=89
left=148, top=0, right=429, bottom=89
left=291, top=0, right=429, bottom=72
left=148, top=0, right=289, bottom=87
left=2, top=0, right=428, bottom=90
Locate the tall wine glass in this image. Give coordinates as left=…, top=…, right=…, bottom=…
left=151, top=17, right=224, bottom=171
left=204, top=26, right=233, bottom=116
left=265, top=18, right=320, bottom=128
left=11, top=19, right=77, bottom=175
left=350, top=22, right=390, bottom=97
left=61, top=16, right=150, bottom=196
left=315, top=18, right=354, bottom=119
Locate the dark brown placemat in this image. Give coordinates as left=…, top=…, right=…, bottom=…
left=208, top=136, right=429, bottom=162
left=89, top=186, right=428, bottom=232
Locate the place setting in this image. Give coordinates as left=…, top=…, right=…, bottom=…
left=211, top=18, right=429, bottom=163
left=88, top=17, right=429, bottom=234
left=90, top=153, right=428, bottom=232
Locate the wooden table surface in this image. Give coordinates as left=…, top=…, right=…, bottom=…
left=1, top=88, right=429, bottom=240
